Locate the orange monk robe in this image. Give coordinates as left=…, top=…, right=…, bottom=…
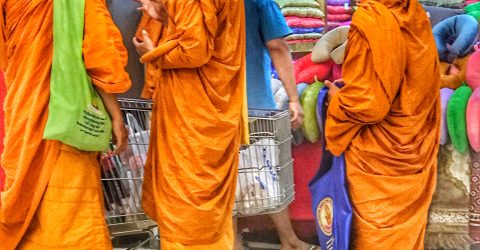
left=325, top=0, right=440, bottom=248
left=137, top=0, right=248, bottom=248
left=0, top=0, right=131, bottom=249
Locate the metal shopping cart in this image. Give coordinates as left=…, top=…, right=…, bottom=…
left=234, top=109, right=295, bottom=217
left=101, top=99, right=296, bottom=241
left=101, top=98, right=156, bottom=243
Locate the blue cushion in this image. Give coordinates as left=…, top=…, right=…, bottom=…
left=433, top=14, right=479, bottom=63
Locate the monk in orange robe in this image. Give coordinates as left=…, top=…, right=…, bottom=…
left=0, top=0, right=131, bottom=249
left=324, top=0, right=440, bottom=248
left=132, top=0, right=248, bottom=249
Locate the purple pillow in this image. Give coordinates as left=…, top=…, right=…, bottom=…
left=441, top=88, right=455, bottom=145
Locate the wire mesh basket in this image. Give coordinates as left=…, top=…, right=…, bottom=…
left=101, top=98, right=156, bottom=237
left=234, top=109, right=295, bottom=217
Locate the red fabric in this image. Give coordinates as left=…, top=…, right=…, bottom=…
left=295, top=60, right=334, bottom=84
left=294, top=53, right=314, bottom=73
left=285, top=16, right=325, bottom=28
left=0, top=72, right=5, bottom=193
left=332, top=63, right=343, bottom=80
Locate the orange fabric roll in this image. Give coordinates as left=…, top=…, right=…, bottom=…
left=325, top=0, right=440, bottom=248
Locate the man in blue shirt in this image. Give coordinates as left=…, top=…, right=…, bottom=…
left=234, top=1, right=315, bottom=250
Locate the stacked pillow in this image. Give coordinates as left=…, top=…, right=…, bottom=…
left=326, top=0, right=352, bottom=30
left=275, top=0, right=325, bottom=44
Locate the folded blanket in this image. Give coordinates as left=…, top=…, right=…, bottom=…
left=291, top=27, right=324, bottom=34
left=275, top=0, right=321, bottom=8
left=327, top=5, right=353, bottom=14
left=327, top=0, right=350, bottom=6
left=328, top=14, right=352, bottom=22
left=286, top=33, right=323, bottom=41
left=282, top=7, right=325, bottom=18
left=285, top=16, right=325, bottom=28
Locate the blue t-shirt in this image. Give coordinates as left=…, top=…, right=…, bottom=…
left=245, top=0, right=292, bottom=110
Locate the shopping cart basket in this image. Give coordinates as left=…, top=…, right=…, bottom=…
left=234, top=109, right=295, bottom=217
left=101, top=98, right=156, bottom=238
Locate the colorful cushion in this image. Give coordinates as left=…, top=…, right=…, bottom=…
left=312, top=26, right=349, bottom=63
left=294, top=53, right=315, bottom=73
left=447, top=85, right=473, bottom=153
left=433, top=15, right=478, bottom=63
left=440, top=88, right=455, bottom=145
left=282, top=7, right=325, bottom=18
left=467, top=88, right=480, bottom=152
left=285, top=16, right=325, bottom=28
left=466, top=46, right=480, bottom=90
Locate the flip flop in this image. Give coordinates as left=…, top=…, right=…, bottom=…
left=308, top=245, right=321, bottom=250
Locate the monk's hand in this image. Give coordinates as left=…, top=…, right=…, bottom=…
left=289, top=99, right=304, bottom=129
left=325, top=80, right=340, bottom=104
left=136, top=0, right=169, bottom=25
left=133, top=30, right=154, bottom=57
left=112, top=118, right=128, bottom=155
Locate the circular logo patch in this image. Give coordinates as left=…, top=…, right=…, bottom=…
left=317, top=197, right=333, bottom=236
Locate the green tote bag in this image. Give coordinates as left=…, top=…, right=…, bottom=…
left=43, top=0, right=112, bottom=152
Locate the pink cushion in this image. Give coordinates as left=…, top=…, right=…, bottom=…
left=467, top=46, right=480, bottom=90
left=332, top=64, right=342, bottom=80
left=285, top=16, right=325, bottom=28
left=468, top=88, right=480, bottom=152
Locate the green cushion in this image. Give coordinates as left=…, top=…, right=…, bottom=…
left=447, top=85, right=473, bottom=153
left=275, top=0, right=321, bottom=8
left=301, top=80, right=323, bottom=143
left=468, top=11, right=480, bottom=20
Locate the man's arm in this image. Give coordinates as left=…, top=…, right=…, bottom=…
left=267, top=38, right=304, bottom=129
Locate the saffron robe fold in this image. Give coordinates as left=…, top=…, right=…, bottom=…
left=325, top=0, right=441, bottom=248
left=137, top=0, right=248, bottom=246
left=0, top=0, right=131, bottom=249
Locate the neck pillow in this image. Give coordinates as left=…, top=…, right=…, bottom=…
left=468, top=88, right=480, bottom=152
left=467, top=45, right=480, bottom=90
left=294, top=53, right=315, bottom=73
left=440, top=55, right=470, bottom=89
left=447, top=85, right=473, bottom=153
left=312, top=26, right=350, bottom=63
left=433, top=15, right=479, bottom=63
left=440, top=88, right=455, bottom=145
left=301, top=80, right=323, bottom=143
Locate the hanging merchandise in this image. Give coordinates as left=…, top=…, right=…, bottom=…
left=301, top=80, right=323, bottom=143
left=433, top=14, right=479, bottom=63
left=440, top=88, right=455, bottom=145
left=467, top=88, right=480, bottom=152
left=309, top=86, right=352, bottom=250
left=447, top=84, right=473, bottom=153
left=43, top=0, right=112, bottom=152
left=311, top=26, right=350, bottom=64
